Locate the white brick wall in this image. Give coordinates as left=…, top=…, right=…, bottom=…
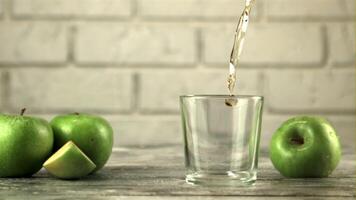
left=8, top=68, right=134, bottom=113
left=107, top=116, right=181, bottom=146
left=328, top=24, right=355, bottom=66
left=202, top=24, right=324, bottom=66
left=0, top=0, right=354, bottom=148
left=0, top=71, right=4, bottom=109
left=0, top=22, right=67, bottom=64
left=265, top=69, right=355, bottom=112
left=76, top=24, right=197, bottom=65
left=13, top=0, right=132, bottom=18
left=267, top=0, right=355, bottom=19
left=138, top=0, right=258, bottom=19
left=139, top=69, right=262, bottom=112
left=0, top=0, right=2, bottom=17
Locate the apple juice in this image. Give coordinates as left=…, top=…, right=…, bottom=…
left=225, top=0, right=255, bottom=107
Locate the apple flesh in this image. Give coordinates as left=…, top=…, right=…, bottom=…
left=50, top=113, right=113, bottom=172
left=0, top=109, right=53, bottom=177
left=269, top=116, right=341, bottom=178
left=44, top=141, right=96, bottom=180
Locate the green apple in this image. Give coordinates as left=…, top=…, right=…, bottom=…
left=44, top=141, right=96, bottom=180
left=269, top=116, right=341, bottom=178
left=50, top=113, right=113, bottom=172
left=0, top=109, right=53, bottom=177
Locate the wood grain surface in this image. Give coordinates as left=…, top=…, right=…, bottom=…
left=0, top=145, right=354, bottom=199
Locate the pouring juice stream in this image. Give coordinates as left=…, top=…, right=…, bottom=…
left=225, top=0, right=255, bottom=106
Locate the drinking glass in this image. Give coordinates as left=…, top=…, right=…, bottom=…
left=180, top=95, right=263, bottom=186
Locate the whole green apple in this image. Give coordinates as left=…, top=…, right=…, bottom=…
left=50, top=113, right=113, bottom=172
left=269, top=116, right=341, bottom=178
left=0, top=109, right=53, bottom=177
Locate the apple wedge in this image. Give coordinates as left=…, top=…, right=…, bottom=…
left=43, top=141, right=96, bottom=180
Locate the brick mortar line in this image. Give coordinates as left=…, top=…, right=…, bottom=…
left=0, top=62, right=68, bottom=68
left=331, top=64, right=356, bottom=68
left=0, top=71, right=4, bottom=110
left=3, top=0, right=355, bottom=23
left=131, top=0, right=138, bottom=18
left=106, top=113, right=354, bottom=120
left=264, top=113, right=356, bottom=118
left=102, top=114, right=180, bottom=120
left=1, top=64, right=354, bottom=73
left=139, top=110, right=180, bottom=115
left=203, top=63, right=330, bottom=69
left=255, top=0, right=265, bottom=23
left=73, top=63, right=198, bottom=68
left=322, top=23, right=333, bottom=69
left=1, top=62, right=347, bottom=69
left=2, top=0, right=11, bottom=21
left=135, top=108, right=356, bottom=116
left=136, top=67, right=356, bottom=74
left=66, top=24, right=76, bottom=64
left=6, top=16, right=355, bottom=24
left=2, top=65, right=137, bottom=73
left=8, top=15, right=251, bottom=22
left=11, top=15, right=133, bottom=21
left=131, top=72, right=140, bottom=114
left=2, top=63, right=351, bottom=70
left=0, top=70, right=10, bottom=112
left=268, top=16, right=356, bottom=22
left=31, top=112, right=355, bottom=120
left=196, top=28, right=203, bottom=64
left=258, top=71, right=265, bottom=101
left=266, top=108, right=356, bottom=116
left=5, top=108, right=135, bottom=115
left=320, top=24, right=330, bottom=68
left=262, top=72, right=273, bottom=115
left=104, top=113, right=356, bottom=120
left=5, top=15, right=356, bottom=23
left=1, top=19, right=354, bottom=27
left=0, top=2, right=3, bottom=20
left=135, top=105, right=356, bottom=116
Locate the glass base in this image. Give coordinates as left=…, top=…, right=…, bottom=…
left=186, top=171, right=256, bottom=186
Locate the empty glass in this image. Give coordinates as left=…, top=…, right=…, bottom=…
left=180, top=95, right=263, bottom=186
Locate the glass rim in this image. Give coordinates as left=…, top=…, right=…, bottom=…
left=180, top=94, right=263, bottom=100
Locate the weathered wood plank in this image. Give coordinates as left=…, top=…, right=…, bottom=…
left=0, top=145, right=354, bottom=199
left=0, top=196, right=354, bottom=200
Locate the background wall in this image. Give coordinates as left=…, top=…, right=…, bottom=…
left=0, top=0, right=354, bottom=149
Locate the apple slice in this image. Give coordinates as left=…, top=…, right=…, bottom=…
left=43, top=141, right=96, bottom=179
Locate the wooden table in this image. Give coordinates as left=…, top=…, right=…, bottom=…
left=0, top=145, right=354, bottom=199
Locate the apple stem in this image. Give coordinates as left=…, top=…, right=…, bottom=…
left=20, top=108, right=26, bottom=116
left=290, top=137, right=304, bottom=145
left=74, top=112, right=80, bottom=115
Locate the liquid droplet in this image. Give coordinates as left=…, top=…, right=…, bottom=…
left=225, top=98, right=238, bottom=107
